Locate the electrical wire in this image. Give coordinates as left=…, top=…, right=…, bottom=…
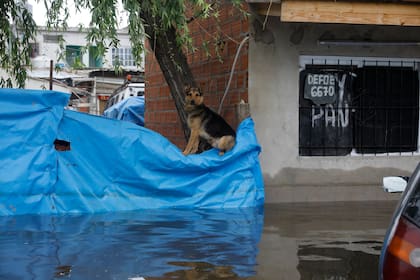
left=217, top=34, right=249, bottom=114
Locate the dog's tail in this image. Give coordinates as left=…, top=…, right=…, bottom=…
left=218, top=135, right=236, bottom=155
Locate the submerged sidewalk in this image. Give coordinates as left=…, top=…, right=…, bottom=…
left=264, top=184, right=401, bottom=203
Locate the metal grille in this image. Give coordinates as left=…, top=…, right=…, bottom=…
left=299, top=60, right=419, bottom=156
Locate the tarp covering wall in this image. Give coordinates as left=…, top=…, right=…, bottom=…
left=0, top=89, right=264, bottom=215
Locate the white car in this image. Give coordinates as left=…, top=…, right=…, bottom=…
left=105, top=82, right=145, bottom=110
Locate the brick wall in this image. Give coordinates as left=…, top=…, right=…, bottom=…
left=145, top=3, right=249, bottom=149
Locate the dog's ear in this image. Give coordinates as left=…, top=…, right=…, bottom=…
left=184, top=84, right=191, bottom=94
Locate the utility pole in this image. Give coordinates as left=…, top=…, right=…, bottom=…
left=49, top=60, right=53, bottom=90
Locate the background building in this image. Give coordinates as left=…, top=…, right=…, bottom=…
left=32, top=26, right=143, bottom=72
left=25, top=26, right=144, bottom=114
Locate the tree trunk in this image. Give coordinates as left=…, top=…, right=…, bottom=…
left=141, top=9, right=196, bottom=141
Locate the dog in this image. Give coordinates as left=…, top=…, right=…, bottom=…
left=183, top=86, right=236, bottom=156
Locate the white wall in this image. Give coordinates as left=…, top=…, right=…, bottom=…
left=249, top=19, right=420, bottom=199
left=35, top=27, right=144, bottom=71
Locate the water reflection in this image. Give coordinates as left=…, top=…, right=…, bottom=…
left=298, top=242, right=381, bottom=279
left=259, top=201, right=396, bottom=280
left=146, top=261, right=239, bottom=279
left=0, top=207, right=263, bottom=280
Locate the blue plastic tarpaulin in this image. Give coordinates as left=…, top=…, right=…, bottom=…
left=103, top=96, right=145, bottom=126
left=0, top=89, right=264, bottom=215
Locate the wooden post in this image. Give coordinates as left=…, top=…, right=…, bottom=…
left=235, top=100, right=250, bottom=127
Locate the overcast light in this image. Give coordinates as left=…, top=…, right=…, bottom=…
left=27, top=0, right=128, bottom=28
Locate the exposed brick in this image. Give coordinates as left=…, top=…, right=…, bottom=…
left=145, top=2, right=249, bottom=149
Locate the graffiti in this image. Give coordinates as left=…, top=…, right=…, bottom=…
left=300, top=69, right=354, bottom=156
left=304, top=73, right=336, bottom=105
left=311, top=103, right=349, bottom=128
left=311, top=74, right=349, bottom=128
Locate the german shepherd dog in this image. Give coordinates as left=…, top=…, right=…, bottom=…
left=183, top=86, right=236, bottom=156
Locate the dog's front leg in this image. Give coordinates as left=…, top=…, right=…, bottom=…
left=183, top=129, right=200, bottom=155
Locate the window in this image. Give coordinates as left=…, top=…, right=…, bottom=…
left=30, top=43, right=39, bottom=58
left=403, top=178, right=420, bottom=228
left=66, top=45, right=83, bottom=68
left=43, top=34, right=62, bottom=43
left=89, top=46, right=103, bottom=68
left=112, top=48, right=135, bottom=67
left=299, top=57, right=419, bottom=156
left=354, top=66, right=419, bottom=154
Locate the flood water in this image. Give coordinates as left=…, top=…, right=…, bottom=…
left=0, top=201, right=397, bottom=279
left=260, top=201, right=396, bottom=280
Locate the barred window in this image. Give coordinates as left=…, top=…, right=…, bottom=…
left=112, top=48, right=135, bottom=67
left=299, top=57, right=419, bottom=156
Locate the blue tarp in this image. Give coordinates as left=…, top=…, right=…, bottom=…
left=103, top=96, right=145, bottom=126
left=0, top=89, right=264, bottom=215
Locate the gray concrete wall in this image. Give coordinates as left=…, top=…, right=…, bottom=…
left=248, top=18, right=420, bottom=201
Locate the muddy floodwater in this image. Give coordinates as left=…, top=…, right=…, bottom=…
left=0, top=201, right=396, bottom=279
left=259, top=201, right=396, bottom=280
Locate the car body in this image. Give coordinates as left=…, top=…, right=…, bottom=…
left=379, top=163, right=420, bottom=279
left=103, top=76, right=145, bottom=126
left=105, top=82, right=145, bottom=110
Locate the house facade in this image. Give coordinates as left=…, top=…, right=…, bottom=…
left=32, top=26, right=143, bottom=71
left=26, top=26, right=144, bottom=114
left=248, top=0, right=420, bottom=202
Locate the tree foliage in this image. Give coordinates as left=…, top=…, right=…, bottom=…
left=0, top=0, right=36, bottom=88
left=1, top=0, right=243, bottom=85
left=1, top=0, right=245, bottom=140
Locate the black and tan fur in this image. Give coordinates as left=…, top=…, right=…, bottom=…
left=183, top=86, right=236, bottom=156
